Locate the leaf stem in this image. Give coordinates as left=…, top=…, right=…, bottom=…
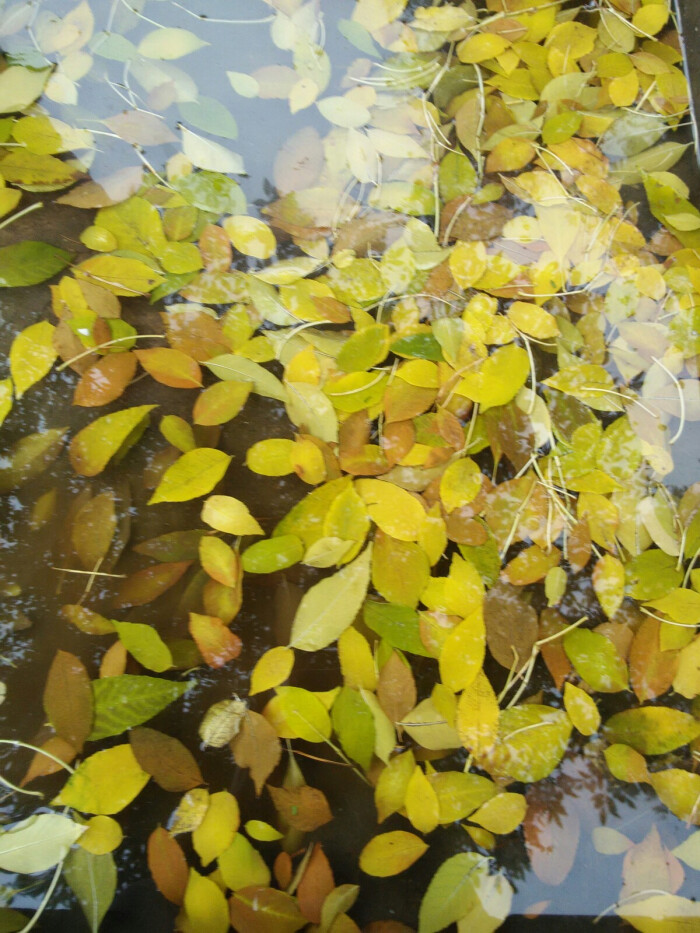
left=0, top=201, right=43, bottom=232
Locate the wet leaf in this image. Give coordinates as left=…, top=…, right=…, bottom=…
left=43, top=649, right=93, bottom=751
left=250, top=646, right=295, bottom=696
left=90, top=675, right=193, bottom=740
left=289, top=546, right=372, bottom=650
left=148, top=448, right=231, bottom=504
left=53, top=745, right=149, bottom=814
left=563, top=683, right=600, bottom=736
left=64, top=848, right=116, bottom=933
left=0, top=813, right=85, bottom=873
left=231, top=710, right=282, bottom=795
left=134, top=348, right=202, bottom=389
left=0, top=241, right=71, bottom=287
left=114, top=560, right=191, bottom=608
left=267, top=785, right=332, bottom=832
left=229, top=886, right=306, bottom=933
left=129, top=727, right=203, bottom=792
left=192, top=790, right=240, bottom=866
left=604, top=708, right=700, bottom=756
left=147, top=827, right=188, bottom=905
left=297, top=843, right=335, bottom=924
left=564, top=628, right=628, bottom=693
left=360, top=831, right=428, bottom=878
left=69, top=405, right=155, bottom=477
left=201, top=495, right=263, bottom=536
left=219, top=833, right=270, bottom=892
left=182, top=869, right=229, bottom=933
left=189, top=612, right=241, bottom=668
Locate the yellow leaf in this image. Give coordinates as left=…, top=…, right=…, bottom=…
left=405, top=766, right=439, bottom=834
left=485, top=139, right=535, bottom=174
left=338, top=627, right=377, bottom=691
left=69, top=405, right=156, bottom=477
left=469, top=793, right=527, bottom=834
left=223, top=215, right=276, bottom=259
left=458, top=33, right=511, bottom=64
left=563, top=683, right=601, bottom=736
left=148, top=448, right=231, bottom=504
left=246, top=438, right=295, bottom=476
left=10, top=321, right=56, bottom=398
left=192, top=790, right=240, bottom=866
left=456, top=671, right=499, bottom=756
left=456, top=345, right=530, bottom=410
left=439, top=458, right=483, bottom=513
left=632, top=4, right=670, bottom=36
left=53, top=745, right=149, bottom=814
left=506, top=301, right=559, bottom=340
left=355, top=480, right=425, bottom=541
left=181, top=869, right=229, bottom=933
left=250, top=646, right=295, bottom=696
left=448, top=241, right=486, bottom=289
left=265, top=686, right=332, bottom=742
left=218, top=833, right=271, bottom=891
left=439, top=610, right=485, bottom=693
left=74, top=255, right=164, bottom=296
left=672, top=636, right=700, bottom=699
left=375, top=750, right=415, bottom=823
left=359, top=831, right=428, bottom=877
left=77, top=815, right=123, bottom=854
left=592, top=555, right=626, bottom=619
left=199, top=536, right=238, bottom=587
left=201, top=495, right=263, bottom=536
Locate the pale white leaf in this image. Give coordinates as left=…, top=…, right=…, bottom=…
left=138, top=27, right=209, bottom=60
left=289, top=77, right=319, bottom=114
left=347, top=129, right=378, bottom=184
left=180, top=127, right=246, bottom=175
left=0, top=813, right=86, bottom=874
left=226, top=71, right=260, bottom=98
left=289, top=546, right=372, bottom=650
left=317, top=96, right=370, bottom=128
left=366, top=128, right=429, bottom=160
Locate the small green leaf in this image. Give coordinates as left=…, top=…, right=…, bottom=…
left=0, top=241, right=71, bottom=287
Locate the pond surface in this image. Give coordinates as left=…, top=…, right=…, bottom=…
left=1, top=1, right=700, bottom=931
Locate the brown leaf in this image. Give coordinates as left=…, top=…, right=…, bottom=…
left=267, top=785, right=332, bottom=833
left=147, top=827, right=189, bottom=905
left=130, top=727, right=205, bottom=793
left=629, top=617, right=679, bottom=702
left=567, top=519, right=592, bottom=573
left=538, top=608, right=572, bottom=690
left=377, top=651, right=417, bottom=726
left=439, top=198, right=511, bottom=242
left=56, top=166, right=143, bottom=208
left=73, top=353, right=137, bottom=407
left=104, top=111, right=177, bottom=147
left=20, top=737, right=76, bottom=786
left=273, top=852, right=293, bottom=890
left=42, top=650, right=93, bottom=750
left=230, top=711, right=281, bottom=795
left=297, top=843, right=335, bottom=924
left=484, top=582, right=538, bottom=669
left=113, top=560, right=192, bottom=608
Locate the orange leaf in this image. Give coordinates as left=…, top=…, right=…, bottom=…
left=147, top=826, right=189, bottom=905
left=20, top=737, right=77, bottom=786
left=297, top=843, right=335, bottom=923
left=134, top=347, right=202, bottom=389
left=113, top=560, right=192, bottom=608
left=73, top=353, right=137, bottom=407
left=188, top=612, right=241, bottom=668
left=42, top=650, right=93, bottom=750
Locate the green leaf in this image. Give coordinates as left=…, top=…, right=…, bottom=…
left=179, top=97, right=238, bottom=140
left=563, top=628, right=628, bottom=692
left=241, top=535, right=304, bottom=573
left=172, top=171, right=246, bottom=214
left=604, top=708, right=700, bottom=756
left=148, top=448, right=231, bottom=504
left=90, top=675, right=194, bottom=740
left=0, top=241, right=71, bottom=287
left=64, top=849, right=117, bottom=933
left=419, top=852, right=489, bottom=933
left=69, top=405, right=156, bottom=477
left=289, top=546, right=372, bottom=650
left=363, top=601, right=431, bottom=656
left=114, top=621, right=173, bottom=672
left=331, top=686, right=375, bottom=770
left=0, top=813, right=86, bottom=873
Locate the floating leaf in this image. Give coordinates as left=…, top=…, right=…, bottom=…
left=201, top=495, right=263, bottom=536
left=182, top=869, right=229, bottom=933
left=189, top=612, right=242, bottom=668
left=149, top=448, right=231, bottom=504
left=114, top=621, right=172, bottom=672
left=0, top=813, right=86, bottom=874
left=90, top=675, right=193, bottom=740
left=231, top=711, right=282, bottom=795
left=289, top=546, right=372, bottom=650
left=114, top=560, right=191, bottom=608
left=134, top=348, right=202, bottom=389
left=138, top=27, right=208, bottom=60
left=205, top=354, right=286, bottom=401
left=229, top=886, right=306, bottom=933
left=130, top=727, right=203, bottom=792
left=604, top=708, right=700, bottom=755
left=53, top=745, right=149, bottom=815
left=359, top=831, right=428, bottom=878
left=563, top=683, right=600, bottom=736
left=250, top=646, right=295, bottom=696
left=219, top=834, right=271, bottom=892
left=564, top=628, right=628, bottom=693
left=64, top=848, right=117, bottom=933
left=192, top=790, right=240, bottom=866
left=147, top=827, right=188, bottom=905
left=9, top=321, right=56, bottom=398
left=267, top=785, right=332, bottom=832
left=69, top=405, right=155, bottom=477
left=43, top=650, right=93, bottom=750
left=0, top=241, right=71, bottom=287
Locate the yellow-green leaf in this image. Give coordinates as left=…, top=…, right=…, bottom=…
left=9, top=321, right=56, bottom=398
left=250, top=646, right=295, bottom=695
left=563, top=682, right=600, bottom=736
left=149, top=448, right=231, bottom=504
left=69, top=405, right=156, bottom=477
left=53, top=745, right=149, bottom=815
left=359, top=831, right=428, bottom=877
